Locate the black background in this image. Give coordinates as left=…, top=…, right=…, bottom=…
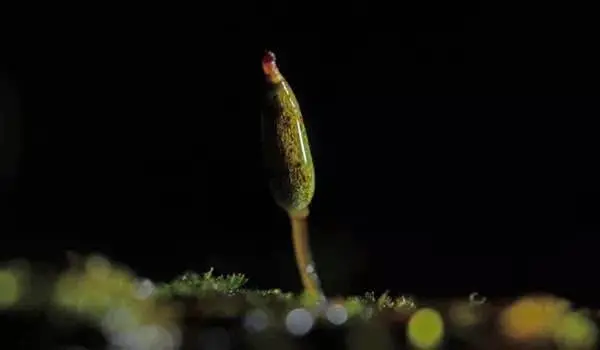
left=1, top=4, right=599, bottom=305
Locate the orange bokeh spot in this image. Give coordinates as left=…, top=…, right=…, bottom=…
left=500, top=295, right=571, bottom=341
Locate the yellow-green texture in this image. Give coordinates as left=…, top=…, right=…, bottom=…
left=261, top=78, right=315, bottom=216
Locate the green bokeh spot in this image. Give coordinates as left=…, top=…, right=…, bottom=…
left=344, top=297, right=364, bottom=317
left=554, top=311, right=598, bottom=348
left=407, top=308, right=444, bottom=349
left=0, top=269, right=20, bottom=307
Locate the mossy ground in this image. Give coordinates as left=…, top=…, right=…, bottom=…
left=1, top=255, right=599, bottom=350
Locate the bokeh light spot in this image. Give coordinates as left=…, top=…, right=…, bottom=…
left=102, top=307, right=139, bottom=333
left=85, top=255, right=112, bottom=278
left=553, top=311, right=598, bottom=349
left=134, top=278, right=155, bottom=299
left=112, top=324, right=176, bottom=350
left=0, top=269, right=20, bottom=308
left=449, top=302, right=479, bottom=328
left=326, top=303, right=348, bottom=325
left=244, top=309, right=269, bottom=332
left=343, top=298, right=364, bottom=317
left=500, top=296, right=570, bottom=341
left=407, top=308, right=444, bottom=349
left=285, top=308, right=314, bottom=336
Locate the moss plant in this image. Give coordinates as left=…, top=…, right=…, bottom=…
left=261, top=51, right=324, bottom=299
left=154, top=268, right=416, bottom=314
left=155, top=268, right=248, bottom=298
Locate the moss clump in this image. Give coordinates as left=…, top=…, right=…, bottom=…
left=155, top=268, right=248, bottom=298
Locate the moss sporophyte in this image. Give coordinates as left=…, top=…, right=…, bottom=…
left=260, top=51, right=323, bottom=301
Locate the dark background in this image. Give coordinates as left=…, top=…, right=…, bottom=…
left=1, top=4, right=598, bottom=305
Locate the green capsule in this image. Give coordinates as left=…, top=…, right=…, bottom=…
left=261, top=51, right=315, bottom=217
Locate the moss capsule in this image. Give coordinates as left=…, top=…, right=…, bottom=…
left=261, top=51, right=315, bottom=217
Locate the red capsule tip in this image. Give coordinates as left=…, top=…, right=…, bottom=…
left=263, top=51, right=276, bottom=65
left=262, top=51, right=281, bottom=81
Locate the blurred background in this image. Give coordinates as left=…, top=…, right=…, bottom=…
left=1, top=4, right=598, bottom=307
